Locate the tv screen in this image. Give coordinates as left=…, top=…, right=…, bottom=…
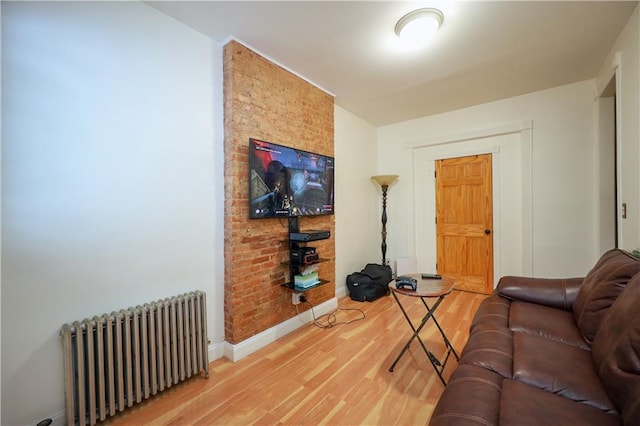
left=249, top=138, right=335, bottom=219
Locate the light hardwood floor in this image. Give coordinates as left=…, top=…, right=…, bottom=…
left=106, top=290, right=486, bottom=425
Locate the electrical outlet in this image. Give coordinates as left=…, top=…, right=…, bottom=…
left=292, top=292, right=303, bottom=305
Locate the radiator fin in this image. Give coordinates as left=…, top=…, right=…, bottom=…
left=61, top=291, right=209, bottom=426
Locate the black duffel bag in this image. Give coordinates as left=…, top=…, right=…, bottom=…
left=346, top=263, right=393, bottom=302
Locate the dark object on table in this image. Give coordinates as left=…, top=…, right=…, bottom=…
left=421, top=273, right=442, bottom=280
left=395, top=275, right=418, bottom=290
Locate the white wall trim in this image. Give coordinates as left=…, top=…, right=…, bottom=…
left=614, top=55, right=624, bottom=249
left=414, top=146, right=504, bottom=285
left=521, top=125, right=533, bottom=275
left=421, top=145, right=500, bottom=160
left=412, top=121, right=534, bottom=285
left=595, top=52, right=623, bottom=251
left=220, top=297, right=338, bottom=362
left=595, top=51, right=622, bottom=99
left=208, top=340, right=226, bottom=363
left=408, top=120, right=533, bottom=149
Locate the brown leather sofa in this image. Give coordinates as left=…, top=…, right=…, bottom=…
left=430, top=248, right=640, bottom=426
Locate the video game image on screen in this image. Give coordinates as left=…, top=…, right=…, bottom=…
left=249, top=138, right=335, bottom=219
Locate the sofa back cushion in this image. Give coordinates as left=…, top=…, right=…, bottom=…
left=592, top=273, right=640, bottom=426
left=573, top=249, right=640, bottom=344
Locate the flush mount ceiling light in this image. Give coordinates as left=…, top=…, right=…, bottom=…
left=395, top=8, right=444, bottom=44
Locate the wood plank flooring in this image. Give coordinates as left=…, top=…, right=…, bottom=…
left=106, top=290, right=486, bottom=425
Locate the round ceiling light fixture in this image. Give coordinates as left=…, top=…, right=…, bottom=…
left=395, top=8, right=444, bottom=45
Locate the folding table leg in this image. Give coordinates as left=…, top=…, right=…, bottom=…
left=388, top=293, right=447, bottom=385
left=421, top=298, right=459, bottom=361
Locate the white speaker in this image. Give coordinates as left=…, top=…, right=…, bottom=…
left=395, top=257, right=417, bottom=276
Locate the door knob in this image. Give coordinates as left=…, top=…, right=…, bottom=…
left=485, top=229, right=491, bottom=235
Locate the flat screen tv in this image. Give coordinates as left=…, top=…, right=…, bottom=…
left=249, top=138, right=335, bottom=219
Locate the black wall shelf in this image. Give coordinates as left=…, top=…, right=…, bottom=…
left=282, top=216, right=331, bottom=292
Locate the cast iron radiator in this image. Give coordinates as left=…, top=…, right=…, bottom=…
left=60, top=291, right=209, bottom=425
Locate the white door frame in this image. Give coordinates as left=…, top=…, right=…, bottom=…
left=412, top=121, right=533, bottom=287
left=595, top=51, right=623, bottom=251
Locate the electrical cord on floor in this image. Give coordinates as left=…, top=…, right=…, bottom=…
left=295, top=298, right=366, bottom=329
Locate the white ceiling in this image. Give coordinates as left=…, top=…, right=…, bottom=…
left=148, top=1, right=638, bottom=126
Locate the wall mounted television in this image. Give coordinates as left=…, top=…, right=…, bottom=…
left=249, top=138, right=335, bottom=219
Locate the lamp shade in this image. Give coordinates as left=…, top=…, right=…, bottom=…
left=372, top=175, right=399, bottom=187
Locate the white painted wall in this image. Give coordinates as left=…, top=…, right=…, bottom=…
left=596, top=5, right=640, bottom=252
left=1, top=2, right=224, bottom=425
left=334, top=106, right=380, bottom=297
left=378, top=80, right=599, bottom=279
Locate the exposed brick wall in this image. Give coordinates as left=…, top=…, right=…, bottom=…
left=223, top=41, right=335, bottom=344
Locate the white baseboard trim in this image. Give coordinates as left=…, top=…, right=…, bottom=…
left=39, top=411, right=64, bottom=426
left=216, top=297, right=338, bottom=362
left=208, top=339, right=226, bottom=363
left=335, top=284, right=348, bottom=300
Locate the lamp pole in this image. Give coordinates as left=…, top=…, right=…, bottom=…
left=371, top=175, right=398, bottom=266
left=380, top=184, right=390, bottom=265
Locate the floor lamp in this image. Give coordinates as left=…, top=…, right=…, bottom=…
left=371, top=175, right=399, bottom=266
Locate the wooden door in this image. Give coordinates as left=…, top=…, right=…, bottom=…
left=436, top=154, right=493, bottom=294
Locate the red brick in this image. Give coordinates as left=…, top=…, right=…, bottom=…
left=223, top=41, right=335, bottom=344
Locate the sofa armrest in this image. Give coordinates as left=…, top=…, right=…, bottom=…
left=496, top=276, right=584, bottom=310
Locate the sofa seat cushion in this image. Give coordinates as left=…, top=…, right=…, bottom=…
left=573, top=249, right=640, bottom=344
left=592, top=272, right=640, bottom=425
left=458, top=324, right=513, bottom=378
left=470, top=295, right=510, bottom=331
left=430, top=364, right=622, bottom=426
left=513, top=332, right=616, bottom=412
left=429, top=364, right=502, bottom=426
left=510, top=301, right=590, bottom=349
left=499, top=380, right=621, bottom=426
